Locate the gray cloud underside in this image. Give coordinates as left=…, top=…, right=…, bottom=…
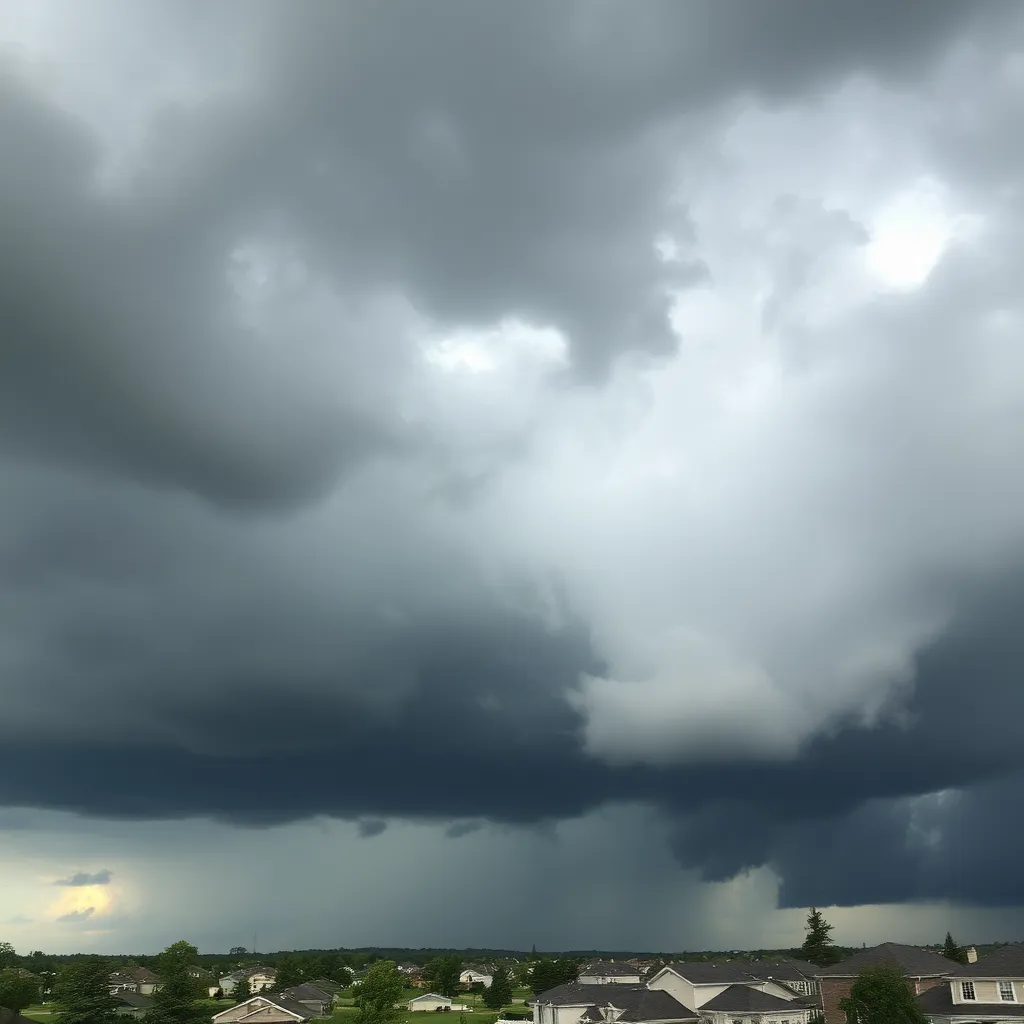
left=54, top=869, right=112, bottom=886
left=3, top=0, right=1024, bottom=915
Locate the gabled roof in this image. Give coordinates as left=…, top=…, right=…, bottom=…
left=128, top=967, right=161, bottom=984
left=700, top=986, right=801, bottom=1014
left=816, top=944, right=953, bottom=979
left=116, top=992, right=155, bottom=1008
left=307, top=979, right=341, bottom=995
left=535, top=983, right=622, bottom=1006
left=214, top=995, right=310, bottom=1022
left=660, top=963, right=761, bottom=985
left=947, top=945, right=1024, bottom=978
left=580, top=962, right=642, bottom=978
left=918, top=983, right=1024, bottom=1018
left=599, top=987, right=696, bottom=1022
left=409, top=994, right=452, bottom=1002
left=280, top=984, right=333, bottom=1003
left=746, top=959, right=819, bottom=982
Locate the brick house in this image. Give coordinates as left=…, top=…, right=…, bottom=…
left=815, top=944, right=954, bottom=1024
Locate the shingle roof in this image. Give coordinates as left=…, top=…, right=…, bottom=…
left=918, top=983, right=1024, bottom=1018
left=700, top=986, right=803, bottom=1014
left=746, top=959, right=819, bottom=982
left=816, top=944, right=953, bottom=979
left=307, top=979, right=341, bottom=995
left=128, top=967, right=161, bottom=984
left=280, top=984, right=332, bottom=1003
left=662, top=963, right=762, bottom=985
left=534, top=984, right=696, bottom=1021
left=948, top=945, right=1024, bottom=978
left=222, top=995, right=310, bottom=1021
left=580, top=962, right=642, bottom=978
left=116, top=992, right=155, bottom=1008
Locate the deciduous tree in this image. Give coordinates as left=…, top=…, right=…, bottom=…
left=483, top=967, right=513, bottom=1011
left=0, top=945, right=16, bottom=972
left=355, top=960, right=404, bottom=1024
left=146, top=941, right=209, bottom=1024
left=424, top=956, right=462, bottom=999
left=839, top=965, right=928, bottom=1024
left=232, top=977, right=252, bottom=1002
left=53, top=956, right=120, bottom=1024
left=0, top=969, right=40, bottom=1013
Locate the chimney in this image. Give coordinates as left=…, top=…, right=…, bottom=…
left=966, top=948, right=978, bottom=964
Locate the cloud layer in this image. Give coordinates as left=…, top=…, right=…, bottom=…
left=2, top=0, right=1024, bottom=937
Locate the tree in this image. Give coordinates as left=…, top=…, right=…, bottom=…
left=0, top=944, right=16, bottom=972
left=53, top=956, right=121, bottom=1024
left=801, top=907, right=839, bottom=966
left=483, top=967, right=513, bottom=1011
left=424, top=957, right=462, bottom=999
left=839, top=964, right=928, bottom=1024
left=146, top=941, right=209, bottom=1024
left=272, top=958, right=305, bottom=991
left=229, top=949, right=247, bottom=959
left=354, top=960, right=404, bottom=1024
left=942, top=933, right=967, bottom=965
left=232, top=976, right=252, bottom=1003
left=0, top=969, right=40, bottom=1013
left=529, top=959, right=578, bottom=996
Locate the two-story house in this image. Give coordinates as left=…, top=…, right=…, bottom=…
left=815, top=944, right=954, bottom=1024
left=918, top=945, right=1024, bottom=1024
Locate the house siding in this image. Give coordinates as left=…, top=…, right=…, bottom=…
left=953, top=981, right=1022, bottom=1005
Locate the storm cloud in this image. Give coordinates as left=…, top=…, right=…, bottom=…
left=2, top=0, right=1024, bottom=948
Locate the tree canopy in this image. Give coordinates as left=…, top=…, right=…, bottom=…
left=424, top=956, right=462, bottom=999
left=0, top=945, right=17, bottom=972
left=0, top=969, right=41, bottom=1013
left=839, top=964, right=928, bottom=1024
left=529, top=959, right=579, bottom=996
left=355, top=960, right=404, bottom=1024
left=231, top=976, right=252, bottom=1002
left=801, top=907, right=840, bottom=966
left=146, top=941, right=209, bottom=1024
left=483, top=966, right=513, bottom=1011
left=54, top=956, right=121, bottom=1024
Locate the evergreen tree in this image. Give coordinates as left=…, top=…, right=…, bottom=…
left=146, top=941, right=209, bottom=1024
left=801, top=908, right=839, bottom=966
left=232, top=976, right=252, bottom=1002
left=53, top=956, right=121, bottom=1024
left=942, top=933, right=967, bottom=965
left=354, top=961, right=403, bottom=1024
left=839, top=965, right=928, bottom=1024
left=483, top=967, right=513, bottom=1011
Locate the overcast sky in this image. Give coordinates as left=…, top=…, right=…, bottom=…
left=3, top=0, right=1024, bottom=957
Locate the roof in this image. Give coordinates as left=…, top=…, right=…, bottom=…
left=948, top=945, right=1024, bottom=978
left=462, top=965, right=494, bottom=975
left=409, top=994, right=452, bottom=1003
left=746, top=959, right=819, bottom=982
left=215, top=995, right=310, bottom=1022
left=700, top=986, right=803, bottom=1014
left=307, top=979, right=342, bottom=995
left=534, top=983, right=697, bottom=1020
left=128, top=968, right=161, bottom=984
left=280, top=984, right=332, bottom=1003
left=581, top=962, right=642, bottom=978
left=661, top=963, right=762, bottom=985
left=111, top=972, right=139, bottom=986
left=116, top=992, right=155, bottom=1008
left=816, top=944, right=954, bottom=979
left=918, top=984, right=1024, bottom=1018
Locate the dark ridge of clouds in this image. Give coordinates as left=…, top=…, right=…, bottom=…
left=55, top=907, right=96, bottom=924
left=54, top=869, right=112, bottom=886
left=445, top=822, right=483, bottom=839
left=357, top=819, right=388, bottom=839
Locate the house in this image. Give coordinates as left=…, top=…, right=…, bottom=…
left=531, top=981, right=696, bottom=1024
left=580, top=964, right=644, bottom=986
left=279, top=984, right=333, bottom=1018
left=815, top=943, right=954, bottom=1024
left=111, top=972, right=141, bottom=995
left=115, top=992, right=154, bottom=1018
left=745, top=960, right=821, bottom=998
left=126, top=969, right=162, bottom=997
left=212, top=995, right=312, bottom=1024
left=647, top=962, right=805, bottom=1012
left=697, top=985, right=813, bottom=1024
left=918, top=944, right=1024, bottom=1024
left=306, top=980, right=343, bottom=1005
left=189, top=967, right=222, bottom=999
left=409, top=994, right=455, bottom=1012
left=220, top=968, right=278, bottom=995
left=461, top=966, right=494, bottom=988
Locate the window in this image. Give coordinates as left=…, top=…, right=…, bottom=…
left=961, top=982, right=976, bottom=1001
left=999, top=983, right=1016, bottom=1002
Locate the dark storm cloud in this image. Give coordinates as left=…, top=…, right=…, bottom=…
left=3, top=0, right=1024, bottom=928
left=54, top=870, right=112, bottom=886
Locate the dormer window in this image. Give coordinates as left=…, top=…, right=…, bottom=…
left=961, top=982, right=976, bottom=1001
left=999, top=982, right=1015, bottom=1002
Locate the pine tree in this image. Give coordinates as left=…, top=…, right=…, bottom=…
left=53, top=956, right=121, bottom=1024
left=942, top=933, right=967, bottom=965
left=483, top=967, right=513, bottom=1011
left=801, top=907, right=839, bottom=966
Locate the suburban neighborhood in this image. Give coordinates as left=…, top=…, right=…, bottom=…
left=3, top=917, right=1024, bottom=1024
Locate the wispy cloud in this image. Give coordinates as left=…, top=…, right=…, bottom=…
left=5, top=914, right=33, bottom=925
left=56, top=907, right=96, bottom=924
left=54, top=869, right=112, bottom=887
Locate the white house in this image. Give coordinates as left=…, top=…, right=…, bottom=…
left=919, top=944, right=1024, bottom=1024
left=220, top=968, right=278, bottom=995
left=409, top=994, right=455, bottom=1012
left=461, top=967, right=494, bottom=988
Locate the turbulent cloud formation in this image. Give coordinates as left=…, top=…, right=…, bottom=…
left=2, top=0, right=1024, bottom=945
left=54, top=870, right=112, bottom=887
